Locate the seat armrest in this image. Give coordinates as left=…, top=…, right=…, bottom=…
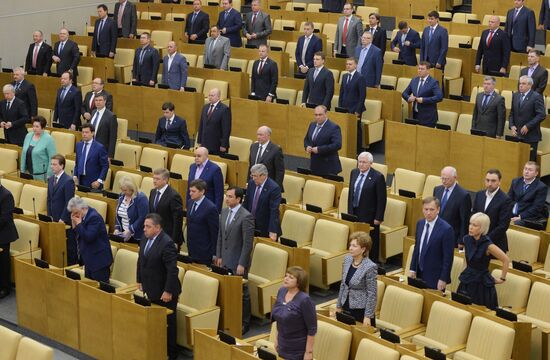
left=116, top=283, right=140, bottom=293
left=322, top=250, right=348, bottom=286
left=258, top=279, right=284, bottom=314
left=443, top=343, right=466, bottom=356
left=396, top=324, right=425, bottom=337
left=186, top=306, right=221, bottom=346
left=244, top=333, right=271, bottom=343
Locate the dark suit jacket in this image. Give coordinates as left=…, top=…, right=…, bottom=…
left=243, top=10, right=272, bottom=46
left=302, top=66, right=334, bottom=109
left=433, top=184, right=471, bottom=244
left=365, top=26, right=387, bottom=57
left=186, top=197, right=219, bottom=263
left=115, top=192, right=149, bottom=240
left=420, top=25, right=448, bottom=67
left=475, top=28, right=511, bottom=74
left=0, top=185, right=19, bottom=245
left=47, top=172, right=75, bottom=224
left=248, top=141, right=285, bottom=190
left=295, top=35, right=322, bottom=69
left=509, top=90, right=546, bottom=142
left=347, top=167, right=387, bottom=224
left=132, top=46, right=160, bottom=84
left=91, top=109, right=118, bottom=158
left=0, top=97, right=29, bottom=146
left=92, top=17, right=117, bottom=56
left=472, top=189, right=513, bottom=251
left=472, top=92, right=506, bottom=138
left=251, top=58, right=278, bottom=99
left=162, top=53, right=188, bottom=90
left=197, top=102, right=231, bottom=154
left=243, top=178, right=281, bottom=236
left=13, top=80, right=38, bottom=117
left=73, top=140, right=109, bottom=187
left=217, top=8, right=243, bottom=47
left=505, top=6, right=536, bottom=51
left=540, top=0, right=550, bottom=29
left=185, top=10, right=210, bottom=43
left=74, top=208, right=113, bottom=272
left=322, top=0, right=345, bottom=12
left=508, top=177, right=548, bottom=220
left=154, top=115, right=190, bottom=149
left=216, top=205, right=255, bottom=273
left=391, top=28, right=421, bottom=66
left=53, top=85, right=82, bottom=128
left=401, top=76, right=443, bottom=127
left=137, top=231, right=181, bottom=301
left=187, top=161, right=224, bottom=212
left=114, top=1, right=138, bottom=37
left=354, top=45, right=383, bottom=87
left=53, top=39, right=80, bottom=76
left=149, top=186, right=184, bottom=246
left=25, top=42, right=52, bottom=75
left=410, top=217, right=455, bottom=289
left=303, top=119, right=342, bottom=176
left=81, top=90, right=113, bottom=115
left=520, top=65, right=548, bottom=94
left=338, top=71, right=367, bottom=114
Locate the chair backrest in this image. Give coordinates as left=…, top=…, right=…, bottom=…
left=0, top=147, right=18, bottom=175
left=337, top=187, right=349, bottom=215
left=117, top=118, right=128, bottom=140
left=437, top=110, right=459, bottom=130
left=285, top=41, right=297, bottom=58
left=381, top=75, right=397, bottom=89
left=114, top=48, right=135, bottom=67
left=314, top=320, right=352, bottom=360
left=2, top=179, right=23, bottom=206
left=539, top=127, right=550, bottom=153
left=114, top=142, right=142, bottom=169
left=82, top=197, right=108, bottom=223
left=170, top=154, right=195, bottom=180
left=463, top=316, right=515, bottom=360
left=0, top=325, right=22, bottom=360
left=449, top=255, right=464, bottom=293
left=249, top=243, right=288, bottom=281
left=379, top=285, right=424, bottom=330
left=396, top=77, right=411, bottom=93
left=12, top=219, right=40, bottom=252
left=382, top=198, right=406, bottom=228
left=404, top=244, right=415, bottom=274
left=281, top=210, right=316, bottom=247
left=165, top=12, right=186, bottom=21
left=491, top=269, right=531, bottom=310
left=282, top=174, right=305, bottom=205
left=151, top=30, right=172, bottom=48
left=371, top=162, right=388, bottom=179
left=448, top=35, right=472, bottom=48
left=229, top=136, right=252, bottom=161
left=506, top=228, right=540, bottom=264
left=354, top=338, right=400, bottom=360
left=525, top=281, right=550, bottom=321
left=322, top=23, right=337, bottom=42
left=303, top=180, right=335, bottom=211
left=111, top=170, right=143, bottom=194
left=393, top=168, right=426, bottom=196
left=51, top=131, right=75, bottom=156
left=111, top=249, right=139, bottom=285
left=376, top=280, right=386, bottom=311
left=456, top=114, right=472, bottom=134
left=363, top=99, right=382, bottom=122
left=421, top=175, right=441, bottom=199
left=384, top=51, right=399, bottom=64
left=203, top=80, right=229, bottom=100
left=15, top=337, right=53, bottom=360
left=186, top=76, right=204, bottom=93
left=338, top=157, right=356, bottom=184
left=424, top=301, right=472, bottom=347
left=140, top=11, right=161, bottom=20
left=444, top=58, right=462, bottom=80
left=277, top=87, right=297, bottom=104
left=180, top=270, right=219, bottom=310
left=509, top=65, right=524, bottom=80
left=77, top=66, right=94, bottom=86
left=140, top=147, right=168, bottom=169
left=228, top=58, right=248, bottom=72
left=139, top=177, right=155, bottom=199
left=311, top=219, right=349, bottom=254
left=210, top=160, right=227, bottom=184
left=20, top=184, right=47, bottom=215
left=355, top=6, right=380, bottom=20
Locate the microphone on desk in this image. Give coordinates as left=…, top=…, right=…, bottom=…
left=401, top=102, right=405, bottom=122
left=163, top=156, right=166, bottom=168
left=32, top=197, right=37, bottom=220
left=62, top=251, right=65, bottom=270
left=134, top=151, right=138, bottom=170
left=409, top=3, right=412, bottom=19
left=29, top=240, right=33, bottom=265
left=170, top=7, right=174, bottom=20
left=136, top=122, right=140, bottom=142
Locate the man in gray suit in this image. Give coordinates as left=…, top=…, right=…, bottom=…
left=162, top=41, right=188, bottom=91
left=204, top=26, right=231, bottom=70
left=334, top=3, right=363, bottom=57
left=215, top=186, right=254, bottom=333
left=243, top=0, right=272, bottom=47
left=472, top=76, right=506, bottom=138
left=114, top=0, right=137, bottom=38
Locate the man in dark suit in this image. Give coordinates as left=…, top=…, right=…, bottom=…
left=0, top=182, right=18, bottom=299
left=402, top=61, right=443, bottom=127
left=509, top=75, right=546, bottom=161
left=251, top=45, right=278, bottom=101
left=68, top=196, right=113, bottom=282
left=249, top=126, right=285, bottom=190
left=472, top=169, right=513, bottom=252
left=409, top=197, right=455, bottom=290
left=296, top=22, right=323, bottom=75
left=204, top=26, right=231, bottom=70
left=347, top=152, right=387, bottom=263
left=520, top=50, right=548, bottom=94
left=114, top=0, right=137, bottom=38
left=88, top=94, right=118, bottom=158
left=137, top=213, right=181, bottom=360
left=185, top=0, right=210, bottom=44
left=12, top=67, right=38, bottom=117
left=48, top=155, right=77, bottom=264
left=132, top=32, right=160, bottom=86
left=243, top=164, right=281, bottom=240
left=365, top=12, right=387, bottom=58
left=187, top=147, right=224, bottom=212
left=505, top=0, right=536, bottom=53
left=25, top=30, right=52, bottom=76
left=540, top=0, right=550, bottom=30
left=0, top=84, right=29, bottom=147
left=162, top=42, right=188, bottom=91
left=339, top=57, right=367, bottom=153
left=509, top=161, right=549, bottom=226
left=150, top=168, right=184, bottom=248
left=186, top=179, right=219, bottom=264
left=322, top=0, right=345, bottom=13
left=217, top=0, right=242, bottom=47
left=243, top=0, right=272, bottom=47
left=301, top=52, right=334, bottom=109
left=73, top=124, right=109, bottom=190
left=197, top=88, right=232, bottom=154
left=303, top=105, right=342, bottom=176
left=53, top=72, right=82, bottom=130
left=420, top=11, right=448, bottom=69
left=354, top=31, right=383, bottom=87
left=81, top=78, right=113, bottom=122
left=334, top=3, right=363, bottom=57
left=215, top=187, right=254, bottom=333
left=92, top=4, right=117, bottom=58
left=475, top=15, right=510, bottom=76
left=391, top=21, right=421, bottom=66
left=52, top=28, right=80, bottom=84
left=433, top=166, right=471, bottom=246
left=154, top=102, right=190, bottom=149
left=472, top=76, right=506, bottom=138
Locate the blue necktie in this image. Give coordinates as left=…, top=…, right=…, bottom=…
left=482, top=94, right=490, bottom=109
left=144, top=238, right=154, bottom=255
left=81, top=142, right=89, bottom=176
left=153, top=190, right=161, bottom=210
left=189, top=202, right=197, bottom=216
left=61, top=87, right=68, bottom=101
left=440, top=189, right=449, bottom=212
left=419, top=223, right=430, bottom=270
left=353, top=174, right=365, bottom=208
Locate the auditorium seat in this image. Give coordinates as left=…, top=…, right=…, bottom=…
left=456, top=114, right=473, bottom=134
left=228, top=58, right=248, bottom=72
left=286, top=2, right=307, bottom=11
left=151, top=30, right=172, bottom=52
left=304, top=219, right=349, bottom=289
left=109, top=249, right=139, bottom=288
left=313, top=320, right=352, bottom=360
left=176, top=270, right=220, bottom=348
left=111, top=170, right=143, bottom=194
left=248, top=242, right=289, bottom=318
left=338, top=156, right=356, bottom=184
left=376, top=285, right=424, bottom=334
left=0, top=325, right=22, bottom=360
left=517, top=281, right=550, bottom=356
left=282, top=174, right=305, bottom=205
left=355, top=338, right=399, bottom=360
left=82, top=197, right=108, bottom=225
left=449, top=35, right=472, bottom=48
left=380, top=198, right=408, bottom=262
left=2, top=179, right=23, bottom=207
left=15, top=337, right=53, bottom=360
left=306, top=3, right=322, bottom=12
left=384, top=51, right=399, bottom=64
left=277, top=88, right=297, bottom=104
left=509, top=65, right=524, bottom=80
left=422, top=175, right=441, bottom=198
left=355, top=6, right=380, bottom=20
left=19, top=184, right=47, bottom=216
left=439, top=11, right=452, bottom=21
left=501, top=90, right=513, bottom=110
left=274, top=20, right=297, bottom=31
left=170, top=154, right=195, bottom=180
left=0, top=147, right=18, bottom=176
left=254, top=322, right=278, bottom=354
left=391, top=168, right=426, bottom=197
left=267, top=40, right=286, bottom=51
left=139, top=176, right=155, bottom=198
left=196, top=55, right=204, bottom=68
left=411, top=301, right=472, bottom=353
left=229, top=136, right=252, bottom=161
left=363, top=99, right=384, bottom=145
left=381, top=75, right=397, bottom=89
left=117, top=118, right=129, bottom=140
left=140, top=147, right=168, bottom=170
left=328, top=69, right=340, bottom=83
left=506, top=228, right=540, bottom=266
left=533, top=244, right=550, bottom=278
left=322, top=23, right=337, bottom=51
left=437, top=110, right=459, bottom=130
left=77, top=45, right=89, bottom=57
left=301, top=180, right=335, bottom=212
left=448, top=255, right=464, bottom=293
left=453, top=316, right=515, bottom=360
left=114, top=48, right=135, bottom=84
left=280, top=209, right=316, bottom=247
left=165, top=13, right=186, bottom=21
left=452, top=13, right=478, bottom=23
left=210, top=160, right=227, bottom=186
left=491, top=269, right=531, bottom=312
left=11, top=219, right=41, bottom=261
left=141, top=11, right=161, bottom=20
left=482, top=14, right=506, bottom=25
left=51, top=131, right=75, bottom=156
left=182, top=53, right=197, bottom=67
left=186, top=77, right=204, bottom=93
left=444, top=58, right=463, bottom=97
left=37, top=108, right=53, bottom=125
left=285, top=41, right=297, bottom=58
left=396, top=77, right=411, bottom=93
left=114, top=142, right=142, bottom=169
left=203, top=79, right=229, bottom=103
left=371, top=162, right=388, bottom=179
left=332, top=187, right=349, bottom=218
left=472, top=36, right=480, bottom=50
left=77, top=66, right=94, bottom=87
left=537, top=127, right=550, bottom=177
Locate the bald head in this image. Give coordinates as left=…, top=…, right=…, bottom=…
left=167, top=41, right=177, bottom=55
left=208, top=88, right=221, bottom=104
left=440, top=166, right=457, bottom=188
left=194, top=146, right=209, bottom=165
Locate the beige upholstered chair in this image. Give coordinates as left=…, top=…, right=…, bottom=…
left=11, top=219, right=41, bottom=261
left=139, top=177, right=155, bottom=199
left=111, top=171, right=143, bottom=194
left=448, top=34, right=472, bottom=48
left=533, top=244, right=550, bottom=278
left=282, top=174, right=305, bottom=205
left=313, top=320, right=352, bottom=360
left=165, top=13, right=186, bottom=21
left=362, top=99, right=384, bottom=145
left=51, top=131, right=75, bottom=156
left=114, top=142, right=142, bottom=169
left=2, top=179, right=24, bottom=206
left=140, top=11, right=161, bottom=20
left=277, top=88, right=297, bottom=104
left=376, top=285, right=424, bottom=334
left=0, top=148, right=18, bottom=176
left=492, top=269, right=531, bottom=312
left=454, top=316, right=515, bottom=360
left=151, top=30, right=172, bottom=51
left=391, top=168, right=426, bottom=197
left=285, top=2, right=307, bottom=11
left=109, top=249, right=139, bottom=287
left=452, top=13, right=478, bottom=23
left=186, top=77, right=204, bottom=93
left=506, top=229, right=540, bottom=265
left=421, top=175, right=442, bottom=198
left=203, top=80, right=229, bottom=102
left=140, top=147, right=168, bottom=170
left=37, top=107, right=53, bottom=125
left=448, top=255, right=465, bottom=292
left=517, top=281, right=550, bottom=358
left=280, top=210, right=316, bottom=247
left=355, top=6, right=380, bottom=20
left=15, top=337, right=54, bottom=360
left=380, top=198, right=408, bottom=262
left=77, top=66, right=93, bottom=87
left=254, top=322, right=278, bottom=354
left=170, top=154, right=195, bottom=180
left=248, top=243, right=289, bottom=317
left=355, top=338, right=400, bottom=360
left=114, top=48, right=135, bottom=83
left=301, top=180, right=335, bottom=212
left=228, top=58, right=248, bottom=72
left=538, top=127, right=550, bottom=177
left=19, top=184, right=47, bottom=216
left=229, top=136, right=252, bottom=161
left=371, top=162, right=388, bottom=179
left=304, top=219, right=349, bottom=289
left=456, top=114, right=473, bottom=134
left=437, top=110, right=459, bottom=130
left=82, top=197, right=108, bottom=224
left=117, top=118, right=129, bottom=140
left=0, top=324, right=22, bottom=360
left=444, top=58, right=464, bottom=97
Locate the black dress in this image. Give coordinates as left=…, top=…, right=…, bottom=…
left=457, top=235, right=498, bottom=309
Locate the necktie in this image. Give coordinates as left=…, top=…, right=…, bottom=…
left=207, top=104, right=214, bottom=117
left=251, top=186, right=261, bottom=215
left=419, top=222, right=430, bottom=269
left=482, top=93, right=490, bottom=109
left=61, top=87, right=68, bottom=101
left=32, top=45, right=39, bottom=68
left=89, top=93, right=96, bottom=110
left=342, top=18, right=349, bottom=43
left=166, top=120, right=172, bottom=129
left=91, top=111, right=100, bottom=129
left=522, top=182, right=529, bottom=193
left=98, top=19, right=105, bottom=35
left=513, top=8, right=519, bottom=22
left=429, top=27, right=434, bottom=43
left=486, top=30, right=494, bottom=46
left=301, top=37, right=310, bottom=65
left=139, top=48, right=146, bottom=65
left=255, top=144, right=263, bottom=164
left=82, top=142, right=89, bottom=175
left=189, top=202, right=197, bottom=216
left=357, top=47, right=368, bottom=73
left=417, top=78, right=424, bottom=94
left=14, top=82, right=20, bottom=91
left=353, top=174, right=365, bottom=208
left=144, top=238, right=154, bottom=254
left=258, top=59, right=264, bottom=74
left=440, top=189, right=449, bottom=212
left=347, top=72, right=353, bottom=85
left=312, top=124, right=322, bottom=141
left=192, top=12, right=197, bottom=24
left=54, top=176, right=59, bottom=187
left=6, top=101, right=10, bottom=111
left=252, top=13, right=257, bottom=26
left=118, top=2, right=125, bottom=28
left=153, top=190, right=161, bottom=210
left=59, top=42, right=64, bottom=54
left=370, top=27, right=374, bottom=35
left=313, top=68, right=319, bottom=81
left=225, top=209, right=233, bottom=228
left=520, top=93, right=526, bottom=106
left=225, top=11, right=229, bottom=20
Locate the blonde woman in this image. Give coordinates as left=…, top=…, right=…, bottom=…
left=114, top=176, right=149, bottom=242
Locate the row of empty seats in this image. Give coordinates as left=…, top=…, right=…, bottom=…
left=0, top=325, right=54, bottom=360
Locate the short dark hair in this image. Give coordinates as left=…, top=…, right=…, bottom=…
left=346, top=56, right=357, bottom=64
left=97, top=4, right=108, bottom=11
left=32, top=115, right=48, bottom=129
left=398, top=21, right=408, bottom=30
left=63, top=71, right=73, bottom=80
left=528, top=49, right=542, bottom=57
left=428, top=10, right=440, bottom=18
left=145, top=213, right=163, bottom=226
left=81, top=123, right=95, bottom=132
left=189, top=179, right=207, bottom=192
left=487, top=168, right=502, bottom=180
left=369, top=13, right=380, bottom=22
left=141, top=32, right=151, bottom=39
left=51, top=154, right=66, bottom=168
left=94, top=94, right=105, bottom=101
left=422, top=196, right=441, bottom=208
left=227, top=186, right=245, bottom=203
left=314, top=51, right=325, bottom=60
left=419, top=61, right=431, bottom=69
left=162, top=102, right=175, bottom=111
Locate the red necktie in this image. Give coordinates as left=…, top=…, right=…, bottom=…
left=207, top=104, right=214, bottom=117
left=486, top=30, right=494, bottom=46
left=252, top=13, right=257, bottom=26
left=89, top=93, right=96, bottom=110
left=32, top=45, right=39, bottom=68
left=342, top=18, right=349, bottom=43
left=258, top=59, right=264, bottom=74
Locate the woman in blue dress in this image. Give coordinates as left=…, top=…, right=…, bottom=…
left=457, top=212, right=509, bottom=310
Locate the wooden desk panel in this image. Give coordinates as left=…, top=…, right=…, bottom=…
left=194, top=329, right=253, bottom=360
left=447, top=47, right=476, bottom=96
left=189, top=67, right=250, bottom=98
left=136, top=3, right=221, bottom=24
left=415, top=126, right=450, bottom=177
left=385, top=121, right=417, bottom=173
left=470, top=72, right=518, bottom=94
left=0, top=73, right=59, bottom=110
left=439, top=98, right=475, bottom=115
left=45, top=270, right=80, bottom=349
left=15, top=259, right=48, bottom=335
left=449, top=131, right=484, bottom=190
left=367, top=88, right=402, bottom=122
left=482, top=137, right=530, bottom=190
left=78, top=57, right=115, bottom=81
